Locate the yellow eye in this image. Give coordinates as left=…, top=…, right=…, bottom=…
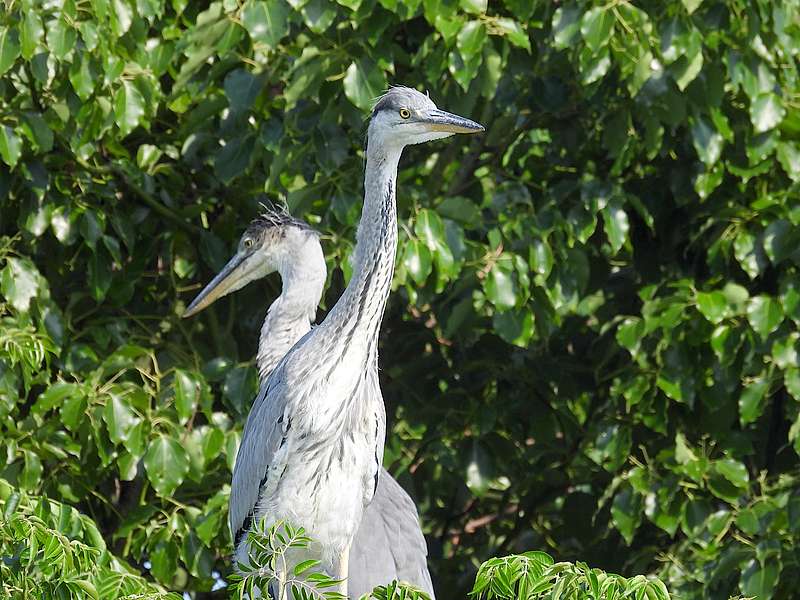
left=244, top=239, right=253, bottom=249
left=399, top=108, right=411, bottom=119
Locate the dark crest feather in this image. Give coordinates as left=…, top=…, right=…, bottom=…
left=246, top=202, right=315, bottom=237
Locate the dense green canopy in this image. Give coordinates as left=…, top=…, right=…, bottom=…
left=0, top=0, right=798, bottom=598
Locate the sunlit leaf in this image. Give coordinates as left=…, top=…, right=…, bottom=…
left=144, top=435, right=190, bottom=497
left=343, top=58, right=387, bottom=111
left=0, top=27, right=21, bottom=76
left=114, top=80, right=146, bottom=137
left=0, top=125, right=22, bottom=168
left=242, top=0, right=291, bottom=47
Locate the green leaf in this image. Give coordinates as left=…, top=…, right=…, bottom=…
left=644, top=493, right=681, bottom=536
left=46, top=18, right=77, bottom=59
left=750, top=93, right=785, bottom=133
left=402, top=239, right=432, bottom=285
left=552, top=6, right=581, bottom=49
left=437, top=196, right=480, bottom=227
left=578, top=46, right=611, bottom=85
left=201, top=428, right=224, bottom=463
left=493, top=309, right=534, bottom=347
left=673, top=47, right=703, bottom=90
left=415, top=209, right=456, bottom=286
left=456, top=20, right=487, bottom=62
left=682, top=0, right=702, bottom=13
left=715, top=458, right=749, bottom=489
left=0, top=125, right=22, bottom=168
left=785, top=367, right=800, bottom=401
left=103, top=392, right=141, bottom=444
left=174, top=369, right=200, bottom=422
left=602, top=202, right=629, bottom=253
left=493, top=18, right=530, bottom=51
left=300, top=0, right=336, bottom=33
left=611, top=486, right=642, bottom=545
left=691, top=117, right=723, bottom=166
left=61, top=393, right=87, bottom=431
left=739, top=375, right=769, bottom=425
left=144, top=435, right=190, bottom=497
left=460, top=0, right=486, bottom=14
left=708, top=471, right=741, bottom=503
left=224, top=69, right=262, bottom=114
left=110, top=0, right=134, bottom=36
left=242, top=0, right=291, bottom=48
left=763, top=220, right=800, bottom=264
left=529, top=239, right=553, bottom=277
left=1, top=257, right=40, bottom=312
left=33, top=382, right=80, bottom=415
left=88, top=248, right=112, bottom=301
left=0, top=27, right=20, bottom=76
left=114, top=80, right=146, bottom=137
left=294, top=559, right=319, bottom=576
left=465, top=441, right=493, bottom=497
left=485, top=263, right=517, bottom=311
left=343, top=58, right=388, bottom=111
left=19, top=450, right=42, bottom=490
left=746, top=295, right=783, bottom=339
left=20, top=14, right=44, bottom=59
left=695, top=290, right=729, bottom=324
left=215, top=135, right=255, bottom=183
left=616, top=317, right=644, bottom=353
left=740, top=559, right=780, bottom=600
left=20, top=112, right=53, bottom=153
left=150, top=538, right=179, bottom=584
left=660, top=20, right=703, bottom=89
left=734, top=230, right=766, bottom=279
left=223, top=365, right=258, bottom=415
left=69, top=54, right=95, bottom=100
left=580, top=7, right=614, bottom=52
left=136, top=144, right=163, bottom=171
left=776, top=142, right=800, bottom=182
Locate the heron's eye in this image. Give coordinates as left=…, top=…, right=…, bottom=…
left=244, top=239, right=254, bottom=249
left=399, top=108, right=411, bottom=119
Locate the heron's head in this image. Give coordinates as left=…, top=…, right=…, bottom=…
left=368, top=86, right=484, bottom=148
left=183, top=207, right=319, bottom=318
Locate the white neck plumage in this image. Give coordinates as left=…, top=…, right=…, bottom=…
left=257, top=236, right=326, bottom=381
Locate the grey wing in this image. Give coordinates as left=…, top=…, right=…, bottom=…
left=229, top=370, right=292, bottom=548
left=348, top=469, right=435, bottom=598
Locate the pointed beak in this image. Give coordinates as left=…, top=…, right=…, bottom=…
left=183, top=252, right=247, bottom=318
left=422, top=109, right=484, bottom=134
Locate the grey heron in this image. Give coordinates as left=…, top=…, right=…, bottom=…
left=184, top=205, right=436, bottom=596
left=186, top=86, right=482, bottom=595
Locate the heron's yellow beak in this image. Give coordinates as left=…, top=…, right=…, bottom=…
left=183, top=252, right=248, bottom=318
left=422, top=109, right=485, bottom=134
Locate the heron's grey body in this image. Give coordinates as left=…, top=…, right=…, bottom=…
left=210, top=207, right=435, bottom=596
left=184, top=87, right=482, bottom=596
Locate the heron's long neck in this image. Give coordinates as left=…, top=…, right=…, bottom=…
left=257, top=239, right=326, bottom=381
left=321, top=139, right=401, bottom=353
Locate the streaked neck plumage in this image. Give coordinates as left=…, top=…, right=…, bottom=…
left=257, top=236, right=326, bottom=381
left=319, top=133, right=402, bottom=357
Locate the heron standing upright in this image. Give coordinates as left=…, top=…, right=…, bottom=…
left=184, top=205, right=436, bottom=596
left=187, top=87, right=482, bottom=595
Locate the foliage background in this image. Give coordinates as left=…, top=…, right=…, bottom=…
left=1, top=0, right=799, bottom=597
